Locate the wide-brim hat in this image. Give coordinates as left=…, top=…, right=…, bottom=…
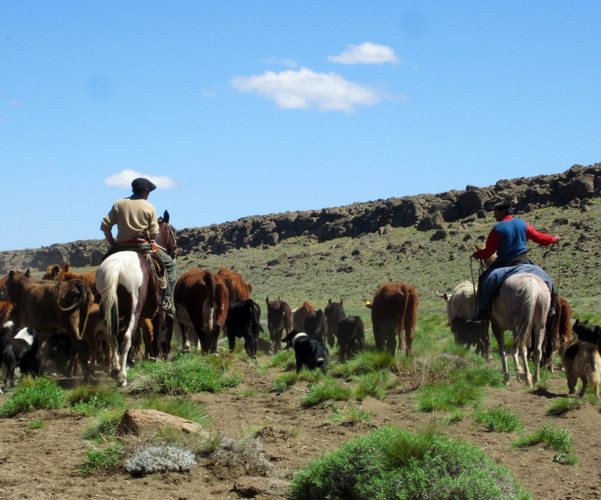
left=493, top=199, right=512, bottom=211
left=131, top=177, right=157, bottom=194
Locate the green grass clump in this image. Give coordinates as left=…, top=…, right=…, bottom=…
left=345, top=350, right=396, bottom=375
left=301, top=379, right=352, bottom=408
left=272, top=372, right=298, bottom=393
left=328, top=405, right=372, bottom=426
left=417, top=380, right=484, bottom=412
left=83, top=408, right=126, bottom=443
left=27, top=419, right=47, bottom=430
left=354, top=370, right=394, bottom=401
left=290, top=426, right=530, bottom=499
left=78, top=443, right=122, bottom=475
left=546, top=397, right=583, bottom=416
left=460, top=366, right=504, bottom=387
left=262, top=350, right=295, bottom=370
left=475, top=406, right=521, bottom=432
left=0, top=377, right=65, bottom=417
left=513, top=422, right=577, bottom=465
left=66, top=385, right=126, bottom=416
left=128, top=353, right=242, bottom=395
left=139, top=395, right=207, bottom=424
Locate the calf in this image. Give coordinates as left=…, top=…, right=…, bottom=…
left=337, top=316, right=365, bottom=362
left=450, top=317, right=490, bottom=358
left=226, top=299, right=263, bottom=359
left=324, top=299, right=345, bottom=348
left=304, top=309, right=327, bottom=341
left=283, top=330, right=328, bottom=373
left=0, top=321, right=40, bottom=391
left=559, top=339, right=601, bottom=398
left=265, top=297, right=293, bottom=353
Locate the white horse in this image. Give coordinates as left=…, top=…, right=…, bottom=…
left=490, top=273, right=550, bottom=386
left=95, top=251, right=163, bottom=387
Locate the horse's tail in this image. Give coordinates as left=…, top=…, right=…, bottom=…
left=96, top=260, right=121, bottom=337
left=514, top=277, right=545, bottom=350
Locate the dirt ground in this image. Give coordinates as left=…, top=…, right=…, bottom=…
left=1, top=357, right=601, bottom=500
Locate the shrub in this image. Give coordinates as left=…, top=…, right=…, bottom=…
left=301, top=379, right=352, bottom=408
left=124, top=445, right=196, bottom=476
left=289, top=426, right=530, bottom=499
left=0, top=377, right=65, bottom=417
left=204, top=436, right=272, bottom=476
left=475, top=406, right=521, bottom=432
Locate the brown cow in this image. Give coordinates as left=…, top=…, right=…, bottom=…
left=217, top=267, right=252, bottom=304
left=43, top=263, right=99, bottom=303
left=265, top=296, right=293, bottom=353
left=537, top=294, right=572, bottom=371
left=5, top=269, right=93, bottom=377
left=79, top=303, right=113, bottom=377
left=293, top=301, right=315, bottom=331
left=0, top=277, right=14, bottom=324
left=366, top=282, right=418, bottom=356
left=174, top=268, right=228, bottom=353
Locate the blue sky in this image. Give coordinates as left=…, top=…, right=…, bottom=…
left=1, top=1, right=600, bottom=251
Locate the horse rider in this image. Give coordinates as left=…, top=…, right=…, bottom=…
left=100, top=177, right=177, bottom=311
left=469, top=199, right=560, bottom=323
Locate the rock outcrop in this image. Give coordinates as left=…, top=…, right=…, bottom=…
left=1, top=163, right=599, bottom=274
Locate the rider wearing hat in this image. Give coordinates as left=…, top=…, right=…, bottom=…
left=469, top=200, right=560, bottom=322
left=100, top=177, right=177, bottom=311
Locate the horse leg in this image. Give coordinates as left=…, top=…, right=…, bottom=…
left=492, top=325, right=510, bottom=384
left=518, top=343, right=532, bottom=387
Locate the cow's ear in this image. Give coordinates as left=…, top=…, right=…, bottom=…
left=64, top=262, right=71, bottom=272
left=25, top=268, right=31, bottom=277
left=265, top=296, right=269, bottom=304
left=52, top=265, right=61, bottom=274
left=340, top=299, right=343, bottom=305
left=328, top=298, right=332, bottom=304
left=8, top=270, right=15, bottom=280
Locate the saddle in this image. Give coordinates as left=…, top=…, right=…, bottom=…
left=101, top=240, right=168, bottom=290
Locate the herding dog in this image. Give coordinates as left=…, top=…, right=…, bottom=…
left=283, top=330, right=328, bottom=373
left=0, top=321, right=40, bottom=391
left=559, top=339, right=601, bottom=398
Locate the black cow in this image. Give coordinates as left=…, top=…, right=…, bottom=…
left=324, top=299, right=345, bottom=348
left=337, top=316, right=365, bottom=362
left=573, top=319, right=601, bottom=348
left=226, top=299, right=263, bottom=359
left=304, top=309, right=328, bottom=341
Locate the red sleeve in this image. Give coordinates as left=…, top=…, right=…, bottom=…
left=526, top=223, right=558, bottom=246
left=473, top=228, right=499, bottom=259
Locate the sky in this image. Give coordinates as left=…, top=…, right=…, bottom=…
left=1, top=1, right=600, bottom=251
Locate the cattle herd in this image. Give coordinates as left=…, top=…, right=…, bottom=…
left=0, top=256, right=600, bottom=400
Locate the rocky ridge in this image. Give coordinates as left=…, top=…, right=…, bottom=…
left=1, top=163, right=598, bottom=274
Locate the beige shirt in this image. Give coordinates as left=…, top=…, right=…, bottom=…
left=100, top=196, right=160, bottom=243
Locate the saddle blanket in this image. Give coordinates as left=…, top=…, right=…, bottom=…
left=483, top=263, right=553, bottom=300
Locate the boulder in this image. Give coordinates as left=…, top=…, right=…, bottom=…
left=116, top=409, right=208, bottom=437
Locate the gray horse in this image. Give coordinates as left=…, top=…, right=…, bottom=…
left=490, top=273, right=550, bottom=386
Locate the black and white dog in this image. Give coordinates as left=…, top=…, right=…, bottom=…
left=0, top=321, right=40, bottom=392
left=283, top=330, right=329, bottom=373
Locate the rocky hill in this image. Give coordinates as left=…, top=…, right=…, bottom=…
left=1, top=162, right=599, bottom=274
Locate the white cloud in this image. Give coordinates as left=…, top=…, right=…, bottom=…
left=328, top=42, right=399, bottom=65
left=104, top=169, right=176, bottom=189
left=231, top=67, right=381, bottom=111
